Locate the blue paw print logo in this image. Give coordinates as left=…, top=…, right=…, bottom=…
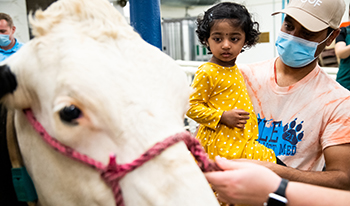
left=282, top=119, right=304, bottom=145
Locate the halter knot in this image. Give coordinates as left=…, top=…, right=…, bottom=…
left=100, top=154, right=128, bottom=206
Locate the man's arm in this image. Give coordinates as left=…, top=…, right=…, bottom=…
left=254, top=143, right=350, bottom=190
left=334, top=27, right=350, bottom=59
left=335, top=41, right=350, bottom=59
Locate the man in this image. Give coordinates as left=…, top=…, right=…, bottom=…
left=0, top=13, right=24, bottom=62
left=238, top=0, right=350, bottom=190
left=335, top=4, right=350, bottom=90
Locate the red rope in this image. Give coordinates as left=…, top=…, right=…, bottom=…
left=24, top=109, right=221, bottom=206
left=24, top=109, right=105, bottom=170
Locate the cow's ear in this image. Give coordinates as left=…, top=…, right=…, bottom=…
left=0, top=65, right=17, bottom=99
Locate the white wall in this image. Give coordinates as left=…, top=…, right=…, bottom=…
left=161, top=5, right=212, bottom=18
left=2, top=0, right=350, bottom=62
left=342, top=0, right=350, bottom=22
left=0, top=0, right=127, bottom=44
left=235, top=0, right=282, bottom=64
left=160, top=1, right=283, bottom=64
left=0, top=0, right=30, bottom=43
left=161, top=0, right=350, bottom=64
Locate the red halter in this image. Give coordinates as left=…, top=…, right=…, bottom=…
left=24, top=109, right=221, bottom=206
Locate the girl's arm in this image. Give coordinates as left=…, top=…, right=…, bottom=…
left=187, top=66, right=250, bottom=129
left=186, top=68, right=223, bottom=130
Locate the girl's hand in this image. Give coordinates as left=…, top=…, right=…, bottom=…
left=220, top=109, right=250, bottom=128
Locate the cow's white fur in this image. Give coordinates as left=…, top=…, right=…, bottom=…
left=0, top=0, right=219, bottom=205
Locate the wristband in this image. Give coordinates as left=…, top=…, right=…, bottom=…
left=264, top=178, right=289, bottom=206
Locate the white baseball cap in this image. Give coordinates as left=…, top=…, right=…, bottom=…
left=272, top=0, right=346, bottom=32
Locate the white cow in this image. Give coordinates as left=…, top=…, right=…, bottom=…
left=0, top=0, right=219, bottom=205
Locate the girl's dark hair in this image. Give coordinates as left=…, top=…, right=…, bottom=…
left=196, top=2, right=260, bottom=51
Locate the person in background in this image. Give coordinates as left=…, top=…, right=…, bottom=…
left=0, top=13, right=26, bottom=206
left=186, top=2, right=276, bottom=163
left=0, top=13, right=24, bottom=62
left=335, top=4, right=350, bottom=90
left=239, top=0, right=350, bottom=190
left=205, top=156, right=350, bottom=206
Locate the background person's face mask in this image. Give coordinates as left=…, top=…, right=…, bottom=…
left=0, top=34, right=11, bottom=47
left=275, top=31, right=332, bottom=68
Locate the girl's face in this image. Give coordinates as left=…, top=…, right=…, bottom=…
left=206, top=19, right=246, bottom=67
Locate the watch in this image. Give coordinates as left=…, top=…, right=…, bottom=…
left=264, top=178, right=289, bottom=206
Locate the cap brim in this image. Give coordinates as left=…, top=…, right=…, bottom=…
left=272, top=7, right=328, bottom=32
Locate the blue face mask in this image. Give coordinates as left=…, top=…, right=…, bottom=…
left=275, top=31, right=332, bottom=68
left=0, top=34, right=11, bottom=47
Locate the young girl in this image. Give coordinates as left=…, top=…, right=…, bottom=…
left=187, top=2, right=276, bottom=163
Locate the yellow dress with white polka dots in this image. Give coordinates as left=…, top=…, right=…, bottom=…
left=187, top=62, right=276, bottom=163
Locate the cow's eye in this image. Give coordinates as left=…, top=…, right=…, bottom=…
left=59, top=105, right=81, bottom=124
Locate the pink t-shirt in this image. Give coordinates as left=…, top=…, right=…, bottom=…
left=239, top=58, right=350, bottom=171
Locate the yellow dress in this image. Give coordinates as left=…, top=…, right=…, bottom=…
left=187, top=62, right=275, bottom=162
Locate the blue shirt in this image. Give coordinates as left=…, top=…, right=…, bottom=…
left=0, top=39, right=24, bottom=62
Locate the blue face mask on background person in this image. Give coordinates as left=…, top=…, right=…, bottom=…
left=0, top=34, right=11, bottom=47
left=275, top=31, right=332, bottom=68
